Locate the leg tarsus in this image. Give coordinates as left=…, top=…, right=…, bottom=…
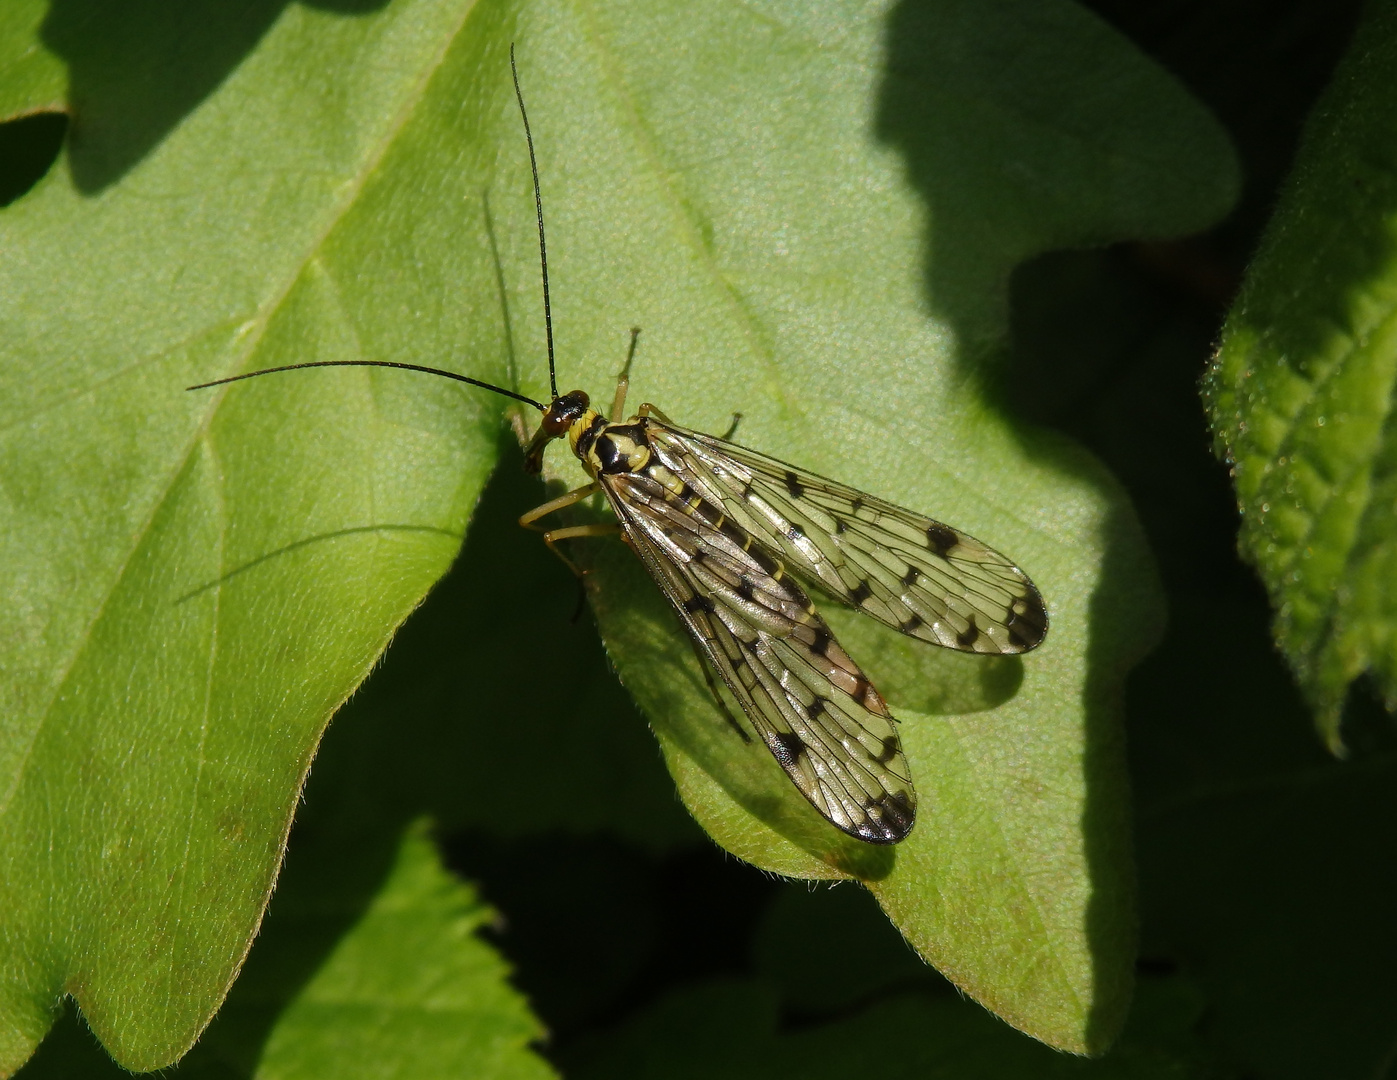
left=541, top=522, right=621, bottom=577
left=638, top=402, right=673, bottom=424
left=521, top=482, right=617, bottom=577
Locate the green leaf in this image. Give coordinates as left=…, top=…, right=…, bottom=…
left=1204, top=1, right=1397, bottom=748
left=16, top=820, right=556, bottom=1080
left=566, top=0, right=1234, bottom=1052
left=0, top=0, right=520, bottom=1069
left=204, top=820, right=554, bottom=1080
left=0, top=0, right=1235, bottom=1068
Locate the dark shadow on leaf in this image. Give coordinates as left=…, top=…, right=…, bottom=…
left=0, top=112, right=68, bottom=206
left=290, top=433, right=695, bottom=848
left=41, top=0, right=389, bottom=194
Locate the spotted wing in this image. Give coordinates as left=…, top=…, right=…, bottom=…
left=602, top=468, right=916, bottom=844
left=646, top=421, right=1048, bottom=656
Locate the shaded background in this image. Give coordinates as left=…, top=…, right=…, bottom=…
left=3, top=0, right=1392, bottom=1076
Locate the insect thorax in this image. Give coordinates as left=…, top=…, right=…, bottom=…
left=571, top=411, right=653, bottom=477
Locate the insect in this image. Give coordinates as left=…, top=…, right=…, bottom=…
left=190, top=49, right=1048, bottom=844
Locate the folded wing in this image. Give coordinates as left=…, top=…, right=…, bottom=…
left=604, top=469, right=916, bottom=844
left=647, top=422, right=1047, bottom=656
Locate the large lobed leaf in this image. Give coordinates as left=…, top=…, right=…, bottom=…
left=1205, top=1, right=1397, bottom=749
left=0, top=0, right=1235, bottom=1069
left=565, top=0, right=1232, bottom=1052
left=0, top=0, right=522, bottom=1069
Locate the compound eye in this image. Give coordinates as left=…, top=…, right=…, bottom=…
left=542, top=390, right=589, bottom=434
left=561, top=389, right=590, bottom=419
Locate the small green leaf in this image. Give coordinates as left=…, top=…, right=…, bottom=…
left=1205, top=2, right=1397, bottom=748
left=203, top=820, right=554, bottom=1080
left=16, top=821, right=555, bottom=1080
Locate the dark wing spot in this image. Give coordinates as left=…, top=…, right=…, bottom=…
left=787, top=523, right=805, bottom=542
left=806, top=697, right=826, bottom=719
left=875, top=735, right=899, bottom=765
left=849, top=580, right=873, bottom=606
left=784, top=470, right=805, bottom=498
left=850, top=496, right=865, bottom=514
left=736, top=575, right=756, bottom=601
left=861, top=683, right=886, bottom=712
left=878, top=792, right=916, bottom=835
left=901, top=565, right=920, bottom=587
left=899, top=614, right=924, bottom=633
left=956, top=616, right=981, bottom=648
left=683, top=595, right=717, bottom=615
left=1004, top=602, right=1049, bottom=650
left=741, top=480, right=755, bottom=501
left=809, top=627, right=831, bottom=657
left=771, top=730, right=805, bottom=769
left=833, top=517, right=848, bottom=535
left=926, top=522, right=959, bottom=556
left=1010, top=593, right=1050, bottom=641
left=858, top=789, right=916, bottom=844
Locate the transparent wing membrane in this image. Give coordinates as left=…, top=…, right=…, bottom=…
left=646, top=423, right=1048, bottom=656
left=606, top=469, right=917, bottom=844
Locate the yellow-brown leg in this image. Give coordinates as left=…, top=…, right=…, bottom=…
left=611, top=327, right=642, bottom=421
left=637, top=402, right=673, bottom=424
left=518, top=482, right=600, bottom=530
left=520, top=482, right=613, bottom=576
left=538, top=522, right=622, bottom=577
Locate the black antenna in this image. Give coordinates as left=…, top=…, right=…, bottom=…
left=511, top=43, right=557, bottom=401
left=188, top=54, right=558, bottom=414
left=188, top=360, right=546, bottom=411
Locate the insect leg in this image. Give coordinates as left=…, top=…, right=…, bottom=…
left=610, top=326, right=642, bottom=421
left=636, top=402, right=674, bottom=424
left=684, top=632, right=752, bottom=743
left=521, top=483, right=622, bottom=574
left=539, top=522, right=622, bottom=577
left=719, top=412, right=743, bottom=440
left=518, top=482, right=600, bottom=530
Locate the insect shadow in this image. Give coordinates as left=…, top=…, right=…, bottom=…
left=173, top=523, right=462, bottom=606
